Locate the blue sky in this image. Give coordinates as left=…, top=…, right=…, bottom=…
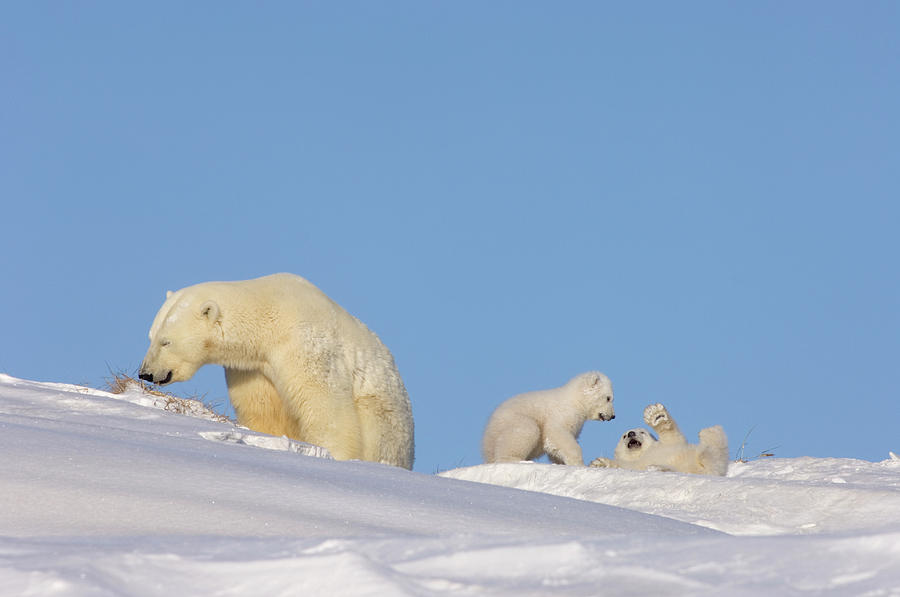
left=2, top=3, right=897, bottom=472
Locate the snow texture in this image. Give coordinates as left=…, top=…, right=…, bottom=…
left=1, top=374, right=899, bottom=596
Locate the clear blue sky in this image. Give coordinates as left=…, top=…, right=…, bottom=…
left=2, top=3, right=897, bottom=472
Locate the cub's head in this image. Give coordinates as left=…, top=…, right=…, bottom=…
left=613, top=428, right=657, bottom=462
left=138, top=288, right=222, bottom=386
left=573, top=371, right=615, bottom=422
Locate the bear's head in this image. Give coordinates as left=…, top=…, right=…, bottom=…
left=613, top=428, right=657, bottom=462
left=139, top=289, right=222, bottom=386
left=573, top=371, right=615, bottom=422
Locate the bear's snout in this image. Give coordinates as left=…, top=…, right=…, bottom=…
left=139, top=370, right=173, bottom=385
left=626, top=431, right=642, bottom=450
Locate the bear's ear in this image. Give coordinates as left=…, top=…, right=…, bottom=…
left=166, top=290, right=173, bottom=299
left=200, top=300, right=220, bottom=323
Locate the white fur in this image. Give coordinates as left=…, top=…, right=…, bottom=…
left=481, top=372, right=615, bottom=466
left=139, top=273, right=414, bottom=469
left=590, top=403, right=728, bottom=475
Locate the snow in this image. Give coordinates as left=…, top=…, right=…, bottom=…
left=2, top=374, right=899, bottom=595
left=442, top=458, right=900, bottom=536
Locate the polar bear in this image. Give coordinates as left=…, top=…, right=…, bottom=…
left=481, top=372, right=615, bottom=466
left=138, top=273, right=414, bottom=469
left=590, top=403, right=728, bottom=475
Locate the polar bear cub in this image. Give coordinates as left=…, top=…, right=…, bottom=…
left=590, top=403, right=728, bottom=475
left=482, top=372, right=615, bottom=466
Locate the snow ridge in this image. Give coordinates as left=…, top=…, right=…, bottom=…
left=2, top=374, right=899, bottom=595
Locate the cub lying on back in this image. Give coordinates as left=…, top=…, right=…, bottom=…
left=590, top=403, right=728, bottom=476
left=482, top=371, right=615, bottom=466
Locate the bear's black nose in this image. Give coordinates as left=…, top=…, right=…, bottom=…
left=627, top=430, right=636, bottom=438
left=138, top=372, right=154, bottom=382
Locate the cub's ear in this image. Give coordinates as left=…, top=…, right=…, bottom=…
left=200, top=300, right=220, bottom=323
left=166, top=290, right=173, bottom=299
left=588, top=372, right=601, bottom=386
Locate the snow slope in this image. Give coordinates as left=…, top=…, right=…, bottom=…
left=442, top=458, right=900, bottom=536
left=1, top=374, right=899, bottom=596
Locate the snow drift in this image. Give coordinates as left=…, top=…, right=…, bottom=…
left=1, top=374, right=898, bottom=595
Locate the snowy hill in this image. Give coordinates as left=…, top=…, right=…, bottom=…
left=1, top=374, right=899, bottom=595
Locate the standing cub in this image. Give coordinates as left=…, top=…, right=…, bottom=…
left=590, top=403, right=728, bottom=475
left=482, top=372, right=615, bottom=466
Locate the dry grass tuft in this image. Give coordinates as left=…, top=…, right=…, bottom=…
left=734, top=425, right=777, bottom=462
left=106, top=373, right=166, bottom=397
left=105, top=371, right=232, bottom=424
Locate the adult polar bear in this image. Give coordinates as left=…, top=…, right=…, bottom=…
left=139, top=273, right=414, bottom=469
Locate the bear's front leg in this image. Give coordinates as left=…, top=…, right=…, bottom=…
left=296, top=392, right=363, bottom=462
left=542, top=428, right=584, bottom=465
left=643, top=403, right=687, bottom=445
left=268, top=366, right=364, bottom=462
left=589, top=457, right=619, bottom=468
left=225, top=368, right=301, bottom=439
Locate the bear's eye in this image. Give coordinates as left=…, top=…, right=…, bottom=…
left=606, top=396, right=611, bottom=402
left=160, top=340, right=171, bottom=347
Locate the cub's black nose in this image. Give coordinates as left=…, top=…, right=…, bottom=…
left=627, top=430, right=636, bottom=438
left=610, top=415, right=615, bottom=420
left=138, top=372, right=154, bottom=382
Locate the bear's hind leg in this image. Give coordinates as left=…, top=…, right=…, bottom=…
left=697, top=425, right=729, bottom=476
left=484, top=416, right=542, bottom=463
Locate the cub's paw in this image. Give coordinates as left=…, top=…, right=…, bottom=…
left=643, top=403, right=672, bottom=429
left=589, top=457, right=615, bottom=468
